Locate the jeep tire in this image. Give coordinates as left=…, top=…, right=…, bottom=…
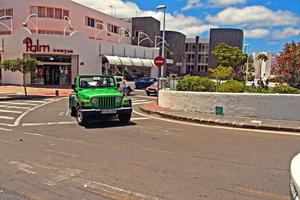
left=70, top=107, right=76, bottom=117
left=77, top=107, right=88, bottom=126
left=118, top=113, right=131, bottom=124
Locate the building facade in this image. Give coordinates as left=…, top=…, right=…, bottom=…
left=208, top=28, right=244, bottom=69
left=0, top=0, right=159, bottom=86
left=184, top=37, right=209, bottom=76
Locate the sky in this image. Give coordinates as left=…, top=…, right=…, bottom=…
left=72, top=0, right=300, bottom=54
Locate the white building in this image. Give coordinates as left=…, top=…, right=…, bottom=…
left=0, top=0, right=159, bottom=86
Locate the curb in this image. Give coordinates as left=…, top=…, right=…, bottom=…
left=140, top=105, right=300, bottom=133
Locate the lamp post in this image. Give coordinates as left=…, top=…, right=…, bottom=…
left=137, top=32, right=153, bottom=46
left=155, top=35, right=169, bottom=48
left=94, top=22, right=108, bottom=40
left=244, top=44, right=250, bottom=83
left=22, top=13, right=38, bottom=34
left=156, top=5, right=167, bottom=78
left=63, top=16, right=73, bottom=36
left=0, top=16, right=13, bottom=34
left=119, top=28, right=134, bottom=43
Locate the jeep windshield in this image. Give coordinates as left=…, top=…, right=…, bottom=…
left=79, top=76, right=115, bottom=88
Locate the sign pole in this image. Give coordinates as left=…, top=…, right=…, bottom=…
left=153, top=56, right=165, bottom=105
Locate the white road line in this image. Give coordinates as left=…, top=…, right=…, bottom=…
left=24, top=100, right=48, bottom=104
left=0, top=123, right=14, bottom=127
left=0, top=127, right=12, bottom=132
left=14, top=97, right=67, bottom=126
left=133, top=102, right=151, bottom=105
left=133, top=110, right=300, bottom=137
left=22, top=121, right=76, bottom=127
left=65, top=109, right=70, bottom=116
left=132, top=99, right=150, bottom=103
left=9, top=161, right=38, bottom=175
left=0, top=105, right=31, bottom=110
left=0, top=109, right=22, bottom=114
left=0, top=102, right=39, bottom=106
left=131, top=117, right=150, bottom=121
left=0, top=116, right=14, bottom=120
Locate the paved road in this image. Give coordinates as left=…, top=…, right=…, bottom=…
left=0, top=91, right=299, bottom=200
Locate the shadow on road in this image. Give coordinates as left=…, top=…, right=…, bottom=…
left=84, top=120, right=137, bottom=129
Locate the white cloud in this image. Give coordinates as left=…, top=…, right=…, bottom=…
left=206, top=6, right=299, bottom=27
left=208, top=0, right=246, bottom=7
left=182, top=0, right=202, bottom=11
left=272, top=27, right=300, bottom=40
left=72, top=0, right=212, bottom=37
left=244, top=28, right=270, bottom=39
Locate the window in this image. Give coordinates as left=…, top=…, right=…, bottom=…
left=0, top=8, right=13, bottom=19
left=55, top=8, right=62, bottom=19
left=107, top=24, right=119, bottom=34
left=85, top=17, right=95, bottom=27
left=63, top=10, right=69, bottom=17
left=38, top=6, right=46, bottom=17
left=30, top=6, right=38, bottom=15
left=47, top=7, right=54, bottom=18
left=96, top=20, right=103, bottom=29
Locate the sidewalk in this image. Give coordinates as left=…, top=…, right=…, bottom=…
left=140, top=102, right=300, bottom=133
left=0, top=85, right=72, bottom=100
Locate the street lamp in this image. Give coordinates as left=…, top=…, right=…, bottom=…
left=94, top=22, right=109, bottom=40
left=22, top=13, right=38, bottom=34
left=244, top=44, right=250, bottom=83
left=137, top=32, right=153, bottom=46
left=155, top=35, right=169, bottom=47
left=119, top=28, right=134, bottom=43
left=0, top=16, right=13, bottom=34
left=156, top=5, right=167, bottom=78
left=63, top=16, right=73, bottom=36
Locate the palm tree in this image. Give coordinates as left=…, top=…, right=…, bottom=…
left=256, top=54, right=268, bottom=86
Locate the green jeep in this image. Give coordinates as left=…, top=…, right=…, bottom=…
left=69, top=75, right=132, bottom=126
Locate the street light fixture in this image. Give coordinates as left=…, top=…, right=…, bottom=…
left=94, top=22, right=109, bottom=40
left=156, top=5, right=167, bottom=78
left=0, top=16, right=13, bottom=34
left=22, top=13, right=38, bottom=34
left=63, top=16, right=73, bottom=36
left=137, top=32, right=153, bottom=46
left=119, top=28, right=134, bottom=43
left=155, top=35, right=169, bottom=47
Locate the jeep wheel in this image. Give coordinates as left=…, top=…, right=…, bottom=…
left=70, top=107, right=76, bottom=117
left=77, top=107, right=88, bottom=126
left=118, top=113, right=131, bottom=124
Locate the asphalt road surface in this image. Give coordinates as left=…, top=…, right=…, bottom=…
left=0, top=91, right=299, bottom=200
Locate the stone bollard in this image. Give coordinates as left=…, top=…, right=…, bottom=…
left=55, top=90, right=59, bottom=96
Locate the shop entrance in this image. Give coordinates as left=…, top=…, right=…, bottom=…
left=44, top=65, right=60, bottom=85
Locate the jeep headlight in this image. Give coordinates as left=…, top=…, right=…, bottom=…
left=91, top=97, right=97, bottom=104
left=116, top=97, right=122, bottom=103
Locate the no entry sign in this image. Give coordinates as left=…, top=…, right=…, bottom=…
left=154, top=56, right=165, bottom=67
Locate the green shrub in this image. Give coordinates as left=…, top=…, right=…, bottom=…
left=217, top=80, right=246, bottom=93
left=245, top=86, right=270, bottom=93
left=177, top=75, right=216, bottom=92
left=270, top=85, right=300, bottom=94
left=268, top=77, right=285, bottom=83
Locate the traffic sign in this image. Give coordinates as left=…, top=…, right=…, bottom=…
left=154, top=56, right=165, bottom=67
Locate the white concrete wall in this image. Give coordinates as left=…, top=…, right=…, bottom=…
left=159, top=90, right=300, bottom=121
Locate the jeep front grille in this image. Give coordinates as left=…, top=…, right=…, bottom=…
left=98, top=97, right=116, bottom=109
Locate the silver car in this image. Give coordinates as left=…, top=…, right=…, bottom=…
left=290, top=153, right=300, bottom=200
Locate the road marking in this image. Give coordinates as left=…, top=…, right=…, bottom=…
left=25, top=100, right=48, bottom=104
left=133, top=110, right=300, bottom=137
left=58, top=112, right=65, bottom=116
left=23, top=132, right=43, bottom=137
left=251, top=120, right=262, bottom=125
left=14, top=97, right=67, bottom=126
left=0, top=102, right=39, bottom=106
left=9, top=161, right=38, bottom=175
left=42, top=169, right=82, bottom=186
left=22, top=121, right=76, bottom=127
left=0, top=109, right=22, bottom=114
left=132, top=99, right=150, bottom=103
left=65, top=109, right=70, bottom=116
left=131, top=117, right=150, bottom=121
left=0, top=116, right=14, bottom=120
left=234, top=186, right=289, bottom=200
left=0, top=123, right=14, bottom=127
left=44, top=149, right=79, bottom=158
left=0, top=105, right=31, bottom=109
left=133, top=102, right=152, bottom=105
left=0, top=127, right=12, bottom=132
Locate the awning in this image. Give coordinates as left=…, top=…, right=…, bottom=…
left=131, top=58, right=144, bottom=67
left=140, top=59, right=153, bottom=67
left=119, top=57, right=133, bottom=66
left=105, top=56, right=121, bottom=65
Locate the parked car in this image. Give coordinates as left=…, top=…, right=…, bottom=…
left=135, top=77, right=157, bottom=89
left=114, top=76, right=135, bottom=95
left=290, top=153, right=300, bottom=200
left=69, top=75, right=132, bottom=126
left=145, top=82, right=159, bottom=96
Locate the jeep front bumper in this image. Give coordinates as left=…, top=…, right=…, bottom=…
left=81, top=107, right=132, bottom=117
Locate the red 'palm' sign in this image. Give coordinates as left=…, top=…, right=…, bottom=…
left=154, top=56, right=165, bottom=67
